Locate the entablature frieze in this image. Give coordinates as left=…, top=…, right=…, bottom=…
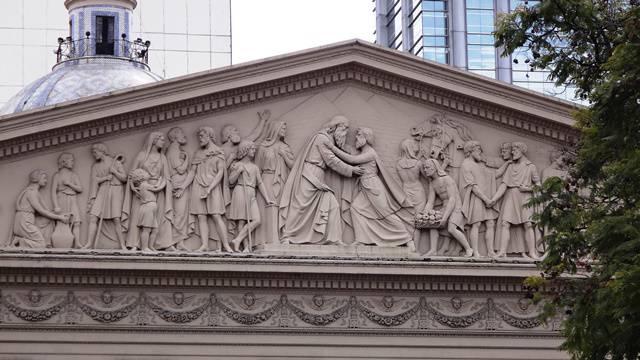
left=0, top=63, right=578, bottom=163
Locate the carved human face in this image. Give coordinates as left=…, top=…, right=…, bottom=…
left=422, top=162, right=436, bottom=177
left=64, top=157, right=75, bottom=169
left=278, top=123, right=287, bottom=139
left=175, top=129, right=187, bottom=145
left=355, top=131, right=367, bottom=149
left=230, top=128, right=241, bottom=144
left=500, top=145, right=512, bottom=160
left=511, top=147, right=523, bottom=160
left=471, top=145, right=483, bottom=161
left=38, top=173, right=48, bottom=187
left=198, top=131, right=210, bottom=147
left=333, top=124, right=348, bottom=149
left=91, top=148, right=104, bottom=160
left=154, top=135, right=166, bottom=149
left=248, top=144, right=257, bottom=158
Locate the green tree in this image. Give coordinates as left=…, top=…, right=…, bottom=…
left=495, top=1, right=640, bottom=359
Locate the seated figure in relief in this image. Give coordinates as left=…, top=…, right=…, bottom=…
left=129, top=168, right=167, bottom=252
left=229, top=141, right=275, bottom=252
left=421, top=158, right=473, bottom=257
left=11, top=170, right=69, bottom=248
left=327, top=127, right=415, bottom=250
left=459, top=141, right=499, bottom=257
left=490, top=142, right=541, bottom=259
left=51, top=152, right=83, bottom=248
left=86, top=143, right=127, bottom=249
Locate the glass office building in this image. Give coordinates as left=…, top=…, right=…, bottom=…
left=0, top=0, right=232, bottom=108
left=375, top=0, right=578, bottom=101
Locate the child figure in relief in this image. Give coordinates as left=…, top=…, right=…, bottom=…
left=51, top=152, right=83, bottom=247
left=129, top=168, right=165, bottom=252
left=229, top=141, right=275, bottom=252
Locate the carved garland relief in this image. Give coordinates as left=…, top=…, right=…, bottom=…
left=2, top=102, right=571, bottom=259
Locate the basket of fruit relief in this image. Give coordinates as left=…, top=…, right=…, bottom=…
left=414, top=209, right=443, bottom=229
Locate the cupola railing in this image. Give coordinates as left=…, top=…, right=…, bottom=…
left=55, top=32, right=151, bottom=64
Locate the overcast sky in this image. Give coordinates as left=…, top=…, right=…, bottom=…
left=231, top=0, right=376, bottom=64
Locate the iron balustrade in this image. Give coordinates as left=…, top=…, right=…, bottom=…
left=55, top=34, right=151, bottom=64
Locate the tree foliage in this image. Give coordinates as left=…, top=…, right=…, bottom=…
left=495, top=1, right=640, bottom=359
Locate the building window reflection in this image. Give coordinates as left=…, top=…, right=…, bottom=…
left=410, top=0, right=448, bottom=64
left=466, top=0, right=495, bottom=78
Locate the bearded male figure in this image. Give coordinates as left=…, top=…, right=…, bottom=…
left=279, top=115, right=365, bottom=245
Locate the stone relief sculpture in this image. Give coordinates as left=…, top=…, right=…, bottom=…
left=180, top=127, right=232, bottom=252
left=279, top=115, right=365, bottom=245
left=254, top=121, right=294, bottom=245
left=421, top=158, right=473, bottom=257
left=460, top=141, right=498, bottom=257
left=122, top=132, right=174, bottom=251
left=50, top=152, right=83, bottom=248
left=542, top=148, right=570, bottom=182
left=328, top=127, right=415, bottom=249
left=229, top=141, right=275, bottom=252
left=129, top=168, right=165, bottom=252
left=166, top=127, right=191, bottom=250
left=221, top=110, right=270, bottom=168
left=396, top=139, right=428, bottom=248
left=11, top=170, right=69, bottom=248
left=86, top=143, right=127, bottom=249
left=490, top=142, right=541, bottom=259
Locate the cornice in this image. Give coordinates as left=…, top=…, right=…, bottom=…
left=0, top=40, right=578, bottom=162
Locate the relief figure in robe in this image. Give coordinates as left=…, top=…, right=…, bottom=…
left=229, top=141, right=275, bottom=252
left=220, top=110, right=269, bottom=168
left=421, top=158, right=473, bottom=257
left=11, top=170, right=69, bottom=248
left=254, top=121, right=294, bottom=245
left=396, top=138, right=428, bottom=249
left=180, top=127, right=232, bottom=252
left=328, top=127, right=415, bottom=249
left=86, top=143, right=127, bottom=249
left=279, top=115, right=365, bottom=245
left=460, top=141, right=498, bottom=257
left=51, top=152, right=83, bottom=247
left=166, top=127, right=191, bottom=250
left=490, top=142, right=541, bottom=259
left=122, top=132, right=174, bottom=251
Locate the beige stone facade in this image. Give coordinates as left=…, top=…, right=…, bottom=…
left=0, top=40, right=577, bottom=359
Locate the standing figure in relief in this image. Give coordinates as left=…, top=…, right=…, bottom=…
left=182, top=127, right=232, bottom=252
left=11, top=170, right=69, bottom=248
left=51, top=152, right=83, bottom=247
left=327, top=127, right=415, bottom=249
left=490, top=142, right=541, bottom=259
left=86, top=143, right=127, bottom=249
left=460, top=141, right=498, bottom=257
left=254, top=121, right=294, bottom=244
left=279, top=115, right=365, bottom=245
left=129, top=168, right=166, bottom=252
left=421, top=158, right=473, bottom=257
left=229, top=141, right=275, bottom=252
left=220, top=110, right=269, bottom=168
left=122, top=132, right=174, bottom=251
left=166, top=127, right=191, bottom=249
left=396, top=139, right=428, bottom=248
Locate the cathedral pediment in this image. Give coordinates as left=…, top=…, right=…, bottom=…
left=0, top=40, right=572, bottom=357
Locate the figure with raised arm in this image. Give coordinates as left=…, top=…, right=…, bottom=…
left=221, top=110, right=270, bottom=168
left=421, top=158, right=473, bottom=257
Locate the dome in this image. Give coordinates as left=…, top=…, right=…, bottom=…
left=0, top=57, right=162, bottom=116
